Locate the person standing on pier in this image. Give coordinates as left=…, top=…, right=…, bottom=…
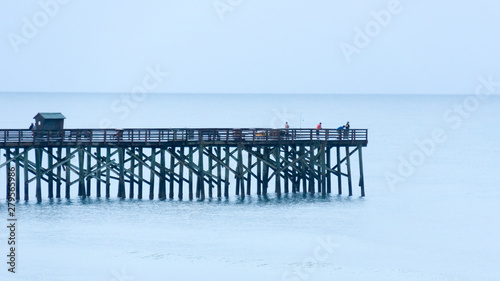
left=29, top=122, right=35, bottom=137
left=285, top=122, right=290, bottom=139
left=345, top=121, right=350, bottom=139
left=316, top=122, right=322, bottom=138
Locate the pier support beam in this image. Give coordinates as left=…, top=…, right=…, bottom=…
left=169, top=147, right=175, bottom=199
left=5, top=149, right=11, bottom=200
left=138, top=148, right=143, bottom=199
left=208, top=147, right=213, bottom=198
left=262, top=148, right=269, bottom=195
left=129, top=148, right=135, bottom=199
left=78, top=148, right=85, bottom=198
left=96, top=148, right=101, bottom=198
left=246, top=149, right=251, bottom=196
left=179, top=147, right=184, bottom=200
left=35, top=148, right=42, bottom=202
left=326, top=147, right=331, bottom=194
left=106, top=147, right=111, bottom=198
left=149, top=148, right=156, bottom=200
left=358, top=146, right=365, bottom=197
left=56, top=148, right=62, bottom=198
left=118, top=147, right=125, bottom=199
left=159, top=148, right=166, bottom=200
left=336, top=147, right=342, bottom=195
left=66, top=148, right=71, bottom=199
left=15, top=149, right=20, bottom=201
left=197, top=146, right=205, bottom=200
left=224, top=146, right=230, bottom=198
left=189, top=147, right=194, bottom=200
left=309, top=147, right=314, bottom=194
left=48, top=147, right=54, bottom=198
left=24, top=149, right=29, bottom=201
left=216, top=146, right=222, bottom=198
left=321, top=145, right=326, bottom=196
left=86, top=147, right=91, bottom=197
left=275, top=146, right=281, bottom=196
left=284, top=146, right=289, bottom=194
left=256, top=148, right=262, bottom=195
left=346, top=146, right=352, bottom=196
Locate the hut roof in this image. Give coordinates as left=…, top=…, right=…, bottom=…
left=34, top=113, right=66, bottom=120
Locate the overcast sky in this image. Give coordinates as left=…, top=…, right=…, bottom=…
left=1, top=0, right=499, bottom=94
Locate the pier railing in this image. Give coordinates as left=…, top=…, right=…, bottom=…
left=0, top=128, right=368, bottom=146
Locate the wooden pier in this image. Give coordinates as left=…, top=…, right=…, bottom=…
left=0, top=128, right=367, bottom=201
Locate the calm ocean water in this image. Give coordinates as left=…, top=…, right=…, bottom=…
left=1, top=93, right=499, bottom=281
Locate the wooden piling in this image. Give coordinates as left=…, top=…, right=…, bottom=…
left=129, top=148, right=135, bottom=199
left=346, top=146, right=352, bottom=196
left=5, top=149, right=11, bottom=200
left=216, top=146, right=222, bottom=198
left=179, top=147, right=184, bottom=200
left=235, top=153, right=240, bottom=196
left=189, top=147, right=194, bottom=200
left=275, top=146, right=281, bottom=196
left=301, top=146, right=307, bottom=194
left=48, top=147, right=54, bottom=198
left=138, top=147, right=143, bottom=199
left=106, top=147, right=111, bottom=198
left=224, top=146, right=230, bottom=198
left=246, top=148, right=251, bottom=196
left=56, top=148, right=62, bottom=198
left=35, top=148, right=42, bottom=202
left=169, top=147, right=175, bottom=199
left=358, top=146, right=365, bottom=197
left=321, top=145, right=326, bottom=196
left=24, top=149, right=29, bottom=201
left=262, top=148, right=269, bottom=195
left=208, top=147, right=213, bottom=198
left=326, top=147, right=331, bottom=194
left=78, top=148, right=85, bottom=198
left=86, top=147, right=91, bottom=197
left=66, top=148, right=71, bottom=199
left=256, top=147, right=262, bottom=195
left=96, top=148, right=101, bottom=198
left=284, top=146, right=289, bottom=193
left=149, top=148, right=156, bottom=200
left=15, top=148, right=20, bottom=201
left=336, top=146, right=342, bottom=195
left=290, top=147, right=296, bottom=193
left=159, top=148, right=166, bottom=200
left=309, top=146, right=315, bottom=194
left=197, top=146, right=205, bottom=200
left=236, top=145, right=244, bottom=197
left=118, top=147, right=125, bottom=198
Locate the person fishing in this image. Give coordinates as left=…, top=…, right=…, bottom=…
left=285, top=122, right=290, bottom=139
left=337, top=125, right=345, bottom=139
left=316, top=122, right=322, bottom=138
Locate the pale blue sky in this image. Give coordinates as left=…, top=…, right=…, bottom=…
left=1, top=0, right=499, bottom=94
